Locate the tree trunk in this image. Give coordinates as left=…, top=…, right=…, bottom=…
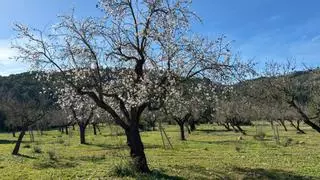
left=12, top=130, right=26, bottom=155
left=230, top=124, right=239, bottom=132
left=279, top=120, right=287, bottom=131
left=96, top=124, right=101, bottom=134
left=236, top=125, right=246, bottom=135
left=223, top=123, right=231, bottom=131
left=290, top=120, right=305, bottom=134
left=60, top=127, right=64, bottom=133
left=296, top=120, right=306, bottom=134
left=93, top=124, right=97, bottom=135
left=29, top=130, right=34, bottom=142
left=79, top=125, right=86, bottom=144
left=152, top=123, right=156, bottom=131
left=125, top=122, right=150, bottom=173
left=179, top=123, right=186, bottom=140
left=291, top=100, right=320, bottom=133
left=189, top=119, right=196, bottom=131
left=65, top=126, right=69, bottom=135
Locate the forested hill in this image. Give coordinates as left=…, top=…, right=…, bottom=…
left=0, top=72, right=53, bottom=131
left=0, top=69, right=318, bottom=132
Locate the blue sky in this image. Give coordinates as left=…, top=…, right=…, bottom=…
left=0, top=0, right=320, bottom=75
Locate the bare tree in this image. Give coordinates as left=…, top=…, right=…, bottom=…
left=263, top=61, right=320, bottom=133
left=1, top=92, right=49, bottom=155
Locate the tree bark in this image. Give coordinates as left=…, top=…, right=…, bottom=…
left=79, top=125, right=86, bottom=144
left=12, top=130, right=26, bottom=155
left=125, top=120, right=150, bottom=173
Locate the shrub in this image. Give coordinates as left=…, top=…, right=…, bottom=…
left=48, top=150, right=57, bottom=161
left=33, top=146, right=42, bottom=153
left=282, top=137, right=293, bottom=147
left=235, top=145, right=241, bottom=152
left=56, top=138, right=64, bottom=144
left=253, top=131, right=266, bottom=141
left=111, top=160, right=136, bottom=177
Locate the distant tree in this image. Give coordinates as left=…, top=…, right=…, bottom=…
left=262, top=61, right=320, bottom=133
left=2, top=91, right=51, bottom=155
left=165, top=80, right=215, bottom=140
left=57, top=87, right=97, bottom=144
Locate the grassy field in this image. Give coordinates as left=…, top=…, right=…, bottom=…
left=0, top=124, right=320, bottom=180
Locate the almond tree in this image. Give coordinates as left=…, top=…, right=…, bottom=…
left=165, top=80, right=216, bottom=140
left=12, top=0, right=252, bottom=172
left=1, top=89, right=51, bottom=155
left=57, top=87, right=97, bottom=144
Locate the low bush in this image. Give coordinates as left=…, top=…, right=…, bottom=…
left=33, top=146, right=42, bottom=153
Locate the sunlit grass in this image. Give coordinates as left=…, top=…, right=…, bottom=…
left=0, top=124, right=319, bottom=179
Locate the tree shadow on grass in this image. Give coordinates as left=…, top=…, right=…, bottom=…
left=137, top=170, right=186, bottom=180
left=188, top=139, right=239, bottom=145
left=169, top=164, right=229, bottom=180
left=33, top=159, right=78, bottom=169
left=197, top=129, right=231, bottom=134
left=196, top=129, right=244, bottom=136
left=94, top=143, right=162, bottom=150
left=0, top=139, right=17, bottom=144
left=165, top=165, right=316, bottom=180
left=0, top=139, right=32, bottom=144
left=232, top=167, right=315, bottom=180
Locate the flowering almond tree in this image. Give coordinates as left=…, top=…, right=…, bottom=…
left=13, top=0, right=251, bottom=172
left=57, top=86, right=97, bottom=144
left=165, top=80, right=216, bottom=140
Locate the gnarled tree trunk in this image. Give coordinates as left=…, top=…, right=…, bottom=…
left=125, top=112, right=150, bottom=173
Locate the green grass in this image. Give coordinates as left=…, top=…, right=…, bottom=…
left=0, top=124, right=320, bottom=179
